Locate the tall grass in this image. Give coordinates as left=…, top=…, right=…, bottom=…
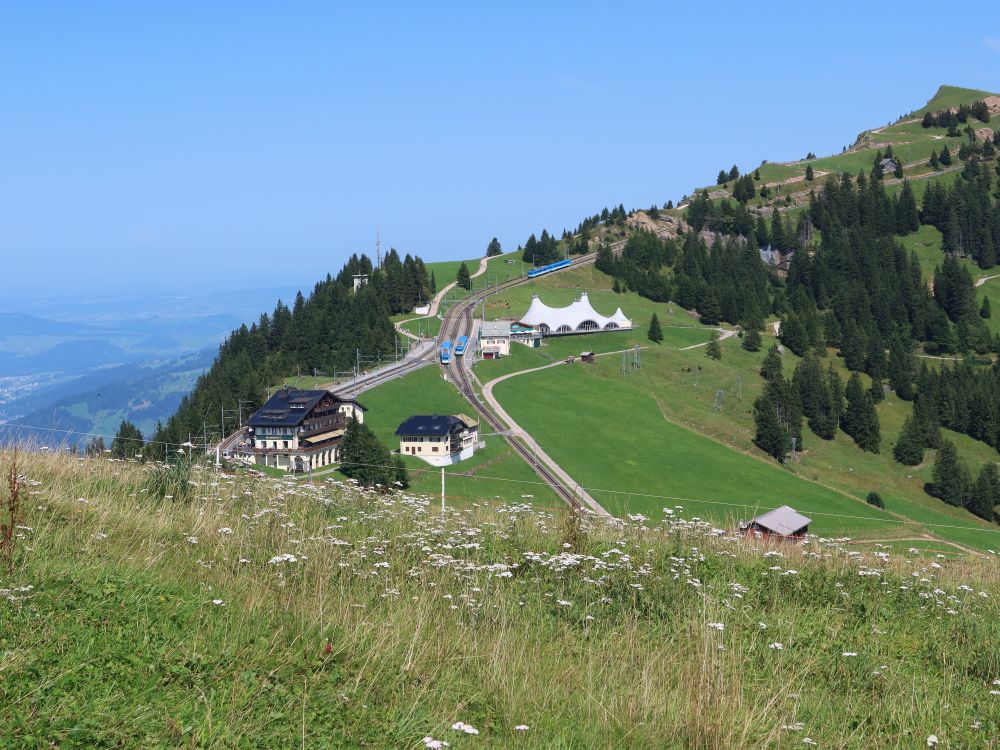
left=1, top=449, right=998, bottom=748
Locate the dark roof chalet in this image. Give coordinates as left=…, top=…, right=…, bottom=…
left=395, top=414, right=478, bottom=437
left=247, top=388, right=366, bottom=428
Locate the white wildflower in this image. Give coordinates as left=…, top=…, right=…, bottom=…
left=707, top=622, right=724, bottom=631
left=926, top=735, right=938, bottom=748
left=769, top=642, right=784, bottom=650
left=451, top=722, right=479, bottom=735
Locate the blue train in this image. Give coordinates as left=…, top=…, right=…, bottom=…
left=527, top=258, right=572, bottom=279
left=440, top=340, right=452, bottom=364
left=454, top=335, right=469, bottom=356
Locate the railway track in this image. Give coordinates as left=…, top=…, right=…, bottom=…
left=437, top=253, right=597, bottom=509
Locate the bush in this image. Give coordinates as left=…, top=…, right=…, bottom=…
left=866, top=491, right=885, bottom=509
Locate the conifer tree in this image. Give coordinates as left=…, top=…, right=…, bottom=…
left=893, top=414, right=926, bottom=465
left=887, top=336, right=915, bottom=400
left=486, top=237, right=502, bottom=257
left=430, top=271, right=437, bottom=294
left=968, top=463, right=999, bottom=520
left=805, top=165, right=814, bottom=181
left=339, top=416, right=405, bottom=489
left=893, top=159, right=904, bottom=179
left=929, top=150, right=939, bottom=170
left=717, top=170, right=728, bottom=186
left=843, top=373, right=881, bottom=452
left=840, top=320, right=866, bottom=372
left=111, top=420, right=144, bottom=459
left=742, top=326, right=762, bottom=352
left=939, top=145, right=952, bottom=166
left=456, top=262, right=472, bottom=290
left=760, top=345, right=783, bottom=381
left=753, top=375, right=802, bottom=460
left=925, top=440, right=967, bottom=507
left=980, top=296, right=991, bottom=319
left=706, top=332, right=722, bottom=360
left=647, top=313, right=663, bottom=343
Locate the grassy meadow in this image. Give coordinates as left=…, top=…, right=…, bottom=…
left=2, top=449, right=999, bottom=748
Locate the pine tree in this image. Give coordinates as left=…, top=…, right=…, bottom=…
left=339, top=416, right=401, bottom=488
left=456, top=262, right=472, bottom=290
left=980, top=296, right=991, bottom=319
left=893, top=414, right=926, bottom=465
left=742, top=326, right=762, bottom=352
left=486, top=237, right=503, bottom=257
left=430, top=271, right=437, bottom=294
left=612, top=278, right=622, bottom=294
left=840, top=320, right=866, bottom=372
left=926, top=440, right=967, bottom=507
left=805, top=165, right=814, bottom=181
left=968, top=463, right=999, bottom=520
left=939, top=145, right=952, bottom=166
left=893, top=159, right=904, bottom=179
left=648, top=313, right=663, bottom=343
left=706, top=332, right=722, bottom=360
left=716, top=170, right=728, bottom=186
left=760, top=345, right=783, bottom=381
left=843, top=373, right=880, bottom=452
left=111, top=419, right=144, bottom=459
left=887, top=336, right=915, bottom=400
left=929, top=150, right=939, bottom=170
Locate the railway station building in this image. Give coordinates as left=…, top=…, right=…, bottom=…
left=242, top=388, right=366, bottom=472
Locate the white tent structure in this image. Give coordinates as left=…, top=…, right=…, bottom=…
left=518, top=293, right=632, bottom=335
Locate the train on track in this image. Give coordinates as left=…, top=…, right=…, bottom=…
left=527, top=258, right=572, bottom=279
left=440, top=340, right=452, bottom=364
left=454, top=335, right=469, bottom=356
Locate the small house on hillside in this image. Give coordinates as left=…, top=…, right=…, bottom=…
left=396, top=414, right=480, bottom=465
left=879, top=157, right=899, bottom=174
left=740, top=505, right=811, bottom=539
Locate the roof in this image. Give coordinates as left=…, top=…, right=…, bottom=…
left=750, top=505, right=811, bottom=536
left=879, top=157, right=897, bottom=168
left=247, top=388, right=365, bottom=428
left=395, top=414, right=477, bottom=437
left=480, top=320, right=512, bottom=337
left=302, top=428, right=346, bottom=444
left=454, top=413, right=479, bottom=429
left=519, top=293, right=632, bottom=333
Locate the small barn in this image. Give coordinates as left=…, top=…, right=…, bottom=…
left=580, top=351, right=595, bottom=364
left=879, top=157, right=899, bottom=174
left=741, top=505, right=811, bottom=539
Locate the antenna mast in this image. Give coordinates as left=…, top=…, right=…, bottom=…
left=376, top=224, right=383, bottom=269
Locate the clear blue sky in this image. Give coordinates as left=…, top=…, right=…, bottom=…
left=3, top=1, right=1000, bottom=299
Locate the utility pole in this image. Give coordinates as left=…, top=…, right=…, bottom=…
left=376, top=224, right=382, bottom=269
left=441, top=467, right=446, bottom=514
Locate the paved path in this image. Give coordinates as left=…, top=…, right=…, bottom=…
left=476, top=347, right=645, bottom=517
left=679, top=327, right=738, bottom=351
left=975, top=273, right=1000, bottom=288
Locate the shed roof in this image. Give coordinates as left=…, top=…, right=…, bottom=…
left=750, top=505, right=811, bottom=536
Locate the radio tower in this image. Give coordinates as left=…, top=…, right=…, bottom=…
left=376, top=224, right=383, bottom=269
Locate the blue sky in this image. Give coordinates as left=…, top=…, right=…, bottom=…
left=3, top=1, right=1000, bottom=299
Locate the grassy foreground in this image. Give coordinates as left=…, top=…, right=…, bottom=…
left=2, top=450, right=999, bottom=748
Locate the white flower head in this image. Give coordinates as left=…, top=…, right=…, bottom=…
left=927, top=735, right=938, bottom=748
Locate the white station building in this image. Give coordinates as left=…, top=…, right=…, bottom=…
left=519, top=293, right=632, bottom=335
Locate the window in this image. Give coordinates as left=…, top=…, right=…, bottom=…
left=283, top=440, right=289, bottom=449
left=432, top=446, right=438, bottom=452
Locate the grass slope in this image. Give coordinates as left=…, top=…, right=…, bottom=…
left=357, top=365, right=562, bottom=508
left=2, top=451, right=999, bottom=748
left=484, top=268, right=1000, bottom=551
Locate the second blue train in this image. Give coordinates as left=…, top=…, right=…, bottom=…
left=527, top=258, right=572, bottom=279
left=454, top=335, right=469, bottom=356
left=440, top=340, right=452, bottom=364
